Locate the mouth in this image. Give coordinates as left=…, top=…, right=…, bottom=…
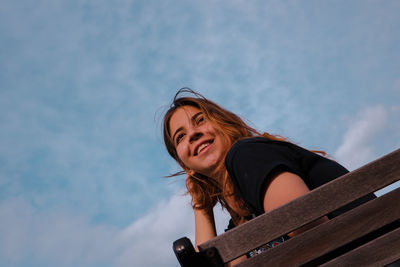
left=194, top=140, right=214, bottom=156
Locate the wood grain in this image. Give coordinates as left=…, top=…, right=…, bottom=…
left=236, top=187, right=400, bottom=267
left=321, top=227, right=400, bottom=267
left=198, top=148, right=400, bottom=263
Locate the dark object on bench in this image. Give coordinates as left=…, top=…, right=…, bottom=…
left=173, top=237, right=223, bottom=267
left=173, top=148, right=400, bottom=266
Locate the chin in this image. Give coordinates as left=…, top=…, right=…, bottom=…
left=199, top=161, right=222, bottom=177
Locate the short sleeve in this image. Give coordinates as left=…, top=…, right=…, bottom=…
left=225, top=138, right=303, bottom=215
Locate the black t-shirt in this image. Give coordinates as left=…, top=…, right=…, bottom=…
left=224, top=137, right=399, bottom=262
left=225, top=137, right=375, bottom=217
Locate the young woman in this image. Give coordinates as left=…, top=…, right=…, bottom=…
left=162, top=88, right=375, bottom=265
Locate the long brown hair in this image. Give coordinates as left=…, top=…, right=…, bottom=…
left=163, top=88, right=289, bottom=224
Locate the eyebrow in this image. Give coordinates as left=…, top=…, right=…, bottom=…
left=191, top=112, right=203, bottom=123
left=172, top=126, right=183, bottom=143
left=172, top=111, right=203, bottom=143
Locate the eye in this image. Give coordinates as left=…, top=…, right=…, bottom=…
left=176, top=133, right=185, bottom=144
left=196, top=116, right=205, bottom=125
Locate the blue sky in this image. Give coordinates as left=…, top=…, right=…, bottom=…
left=1, top=1, right=399, bottom=266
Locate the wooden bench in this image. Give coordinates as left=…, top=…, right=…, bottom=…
left=173, top=148, right=400, bottom=266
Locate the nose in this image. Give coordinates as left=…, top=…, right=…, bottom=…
left=189, top=131, right=202, bottom=143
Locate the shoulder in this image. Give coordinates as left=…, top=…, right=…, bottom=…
left=229, top=137, right=296, bottom=151
left=225, top=137, right=296, bottom=164
left=224, top=137, right=307, bottom=215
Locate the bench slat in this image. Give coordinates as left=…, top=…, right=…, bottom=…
left=321, top=226, right=400, bottom=267
left=236, top=187, right=400, bottom=267
left=198, top=148, right=400, bottom=263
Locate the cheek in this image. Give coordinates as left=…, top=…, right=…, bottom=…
left=214, top=130, right=228, bottom=148
left=176, top=146, right=187, bottom=163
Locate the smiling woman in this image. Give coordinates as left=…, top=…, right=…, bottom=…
left=169, top=106, right=227, bottom=178
left=162, top=88, right=375, bottom=266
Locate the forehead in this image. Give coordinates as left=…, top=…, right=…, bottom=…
left=169, top=106, right=201, bottom=132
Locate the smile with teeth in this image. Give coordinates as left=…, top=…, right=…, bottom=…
left=195, top=140, right=214, bottom=156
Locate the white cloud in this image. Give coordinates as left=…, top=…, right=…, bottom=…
left=116, top=189, right=230, bottom=267
left=0, top=197, right=121, bottom=266
left=115, top=190, right=194, bottom=267
left=0, top=189, right=232, bottom=267
left=334, top=105, right=387, bottom=170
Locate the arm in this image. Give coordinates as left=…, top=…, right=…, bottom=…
left=188, top=175, right=246, bottom=266
left=186, top=173, right=217, bottom=250
left=193, top=208, right=217, bottom=250
left=194, top=208, right=246, bottom=267
left=227, top=172, right=325, bottom=266
left=263, top=171, right=328, bottom=237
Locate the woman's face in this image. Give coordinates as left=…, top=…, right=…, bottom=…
left=169, top=106, right=227, bottom=177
